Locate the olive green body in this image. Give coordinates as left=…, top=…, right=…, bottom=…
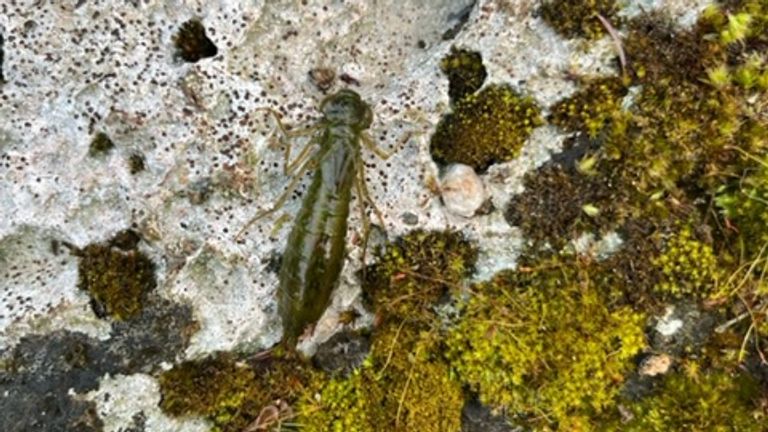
left=278, top=90, right=372, bottom=343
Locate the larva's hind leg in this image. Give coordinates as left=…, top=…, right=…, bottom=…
left=354, top=160, right=387, bottom=269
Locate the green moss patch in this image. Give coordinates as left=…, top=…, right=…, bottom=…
left=445, top=259, right=646, bottom=429
left=622, top=369, right=762, bottom=431
left=363, top=229, right=478, bottom=324
left=75, top=230, right=155, bottom=320
left=430, top=84, right=542, bottom=173
left=540, top=0, right=620, bottom=40
left=549, top=76, right=628, bottom=137
left=158, top=350, right=318, bottom=432
left=440, top=46, right=487, bottom=103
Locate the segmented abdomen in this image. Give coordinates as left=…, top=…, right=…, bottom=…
left=278, top=128, right=358, bottom=342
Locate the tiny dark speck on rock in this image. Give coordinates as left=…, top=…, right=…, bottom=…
left=0, top=32, right=4, bottom=83
left=308, top=67, right=336, bottom=91
left=174, top=19, right=218, bottom=63
left=401, top=212, right=419, bottom=225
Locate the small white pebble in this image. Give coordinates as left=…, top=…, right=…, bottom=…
left=440, top=163, right=486, bottom=218
left=655, top=306, right=684, bottom=336
left=639, top=353, right=673, bottom=376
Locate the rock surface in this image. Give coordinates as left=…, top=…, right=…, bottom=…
left=0, top=0, right=716, bottom=429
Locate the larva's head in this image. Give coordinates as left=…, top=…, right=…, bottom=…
left=320, top=89, right=373, bottom=131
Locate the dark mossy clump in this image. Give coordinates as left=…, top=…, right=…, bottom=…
left=89, top=132, right=115, bottom=157
left=440, top=46, right=487, bottom=103
left=430, top=84, right=542, bottom=173
left=621, top=369, right=762, bottom=431
left=158, top=349, right=319, bottom=432
left=128, top=152, right=145, bottom=174
left=595, top=218, right=667, bottom=307
left=363, top=229, right=478, bottom=324
left=174, top=19, right=218, bottom=63
left=540, top=0, right=620, bottom=39
left=549, top=76, right=628, bottom=137
left=74, top=230, right=156, bottom=320
left=444, top=259, right=646, bottom=429
left=505, top=162, right=628, bottom=250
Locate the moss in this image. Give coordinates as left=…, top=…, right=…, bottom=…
left=158, top=349, right=319, bottom=432
left=505, top=161, right=631, bottom=250
left=716, top=157, right=768, bottom=261
left=549, top=76, right=628, bottom=138
left=621, top=369, right=762, bottom=431
left=363, top=229, right=478, bottom=325
left=296, top=230, right=477, bottom=431
left=297, top=324, right=464, bottom=432
left=89, top=132, right=114, bottom=157
left=75, top=230, right=155, bottom=320
left=595, top=218, right=667, bottom=308
left=430, top=84, right=542, bottom=173
left=445, top=259, right=646, bottom=428
left=652, top=224, right=721, bottom=300
left=158, top=353, right=254, bottom=428
left=128, top=153, right=145, bottom=174
left=174, top=19, right=218, bottom=63
left=440, top=46, right=487, bottom=103
left=540, top=0, right=620, bottom=40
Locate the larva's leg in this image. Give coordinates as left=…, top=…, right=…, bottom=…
left=235, top=156, right=317, bottom=241
left=356, top=165, right=386, bottom=228
left=252, top=107, right=320, bottom=174
left=361, top=133, right=396, bottom=160
left=354, top=172, right=372, bottom=267
left=285, top=137, right=319, bottom=176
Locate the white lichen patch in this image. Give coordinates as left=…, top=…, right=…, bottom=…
left=85, top=373, right=209, bottom=432
left=0, top=226, right=110, bottom=351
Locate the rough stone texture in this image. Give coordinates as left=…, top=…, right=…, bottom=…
left=0, top=0, right=714, bottom=429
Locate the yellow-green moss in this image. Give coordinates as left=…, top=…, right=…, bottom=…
left=440, top=46, right=487, bottom=103
left=158, top=349, right=318, bottom=432
left=297, top=230, right=477, bottom=431
left=445, top=260, right=646, bottom=429
left=75, top=230, right=155, bottom=320
left=622, top=369, right=762, bottom=431
left=549, top=77, right=628, bottom=138
left=296, top=324, right=464, bottom=432
left=364, top=229, right=478, bottom=324
left=716, top=157, right=768, bottom=261
left=652, top=225, right=720, bottom=300
left=158, top=352, right=257, bottom=429
left=89, top=132, right=114, bottom=157
left=430, top=84, right=542, bottom=173
left=540, top=0, right=620, bottom=40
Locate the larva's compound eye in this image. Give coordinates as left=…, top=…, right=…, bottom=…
left=320, top=89, right=372, bottom=130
